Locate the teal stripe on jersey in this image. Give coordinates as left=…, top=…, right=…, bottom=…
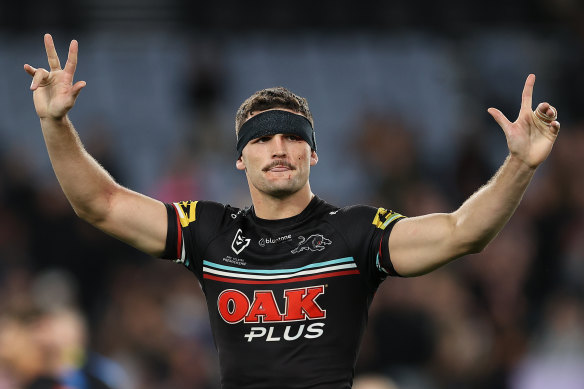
left=203, top=263, right=357, bottom=280
left=382, top=213, right=404, bottom=229
left=202, top=257, right=354, bottom=275
left=375, top=253, right=388, bottom=274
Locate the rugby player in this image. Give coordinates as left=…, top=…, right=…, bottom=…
left=25, top=34, right=560, bottom=389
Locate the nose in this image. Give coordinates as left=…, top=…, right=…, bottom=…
left=271, top=134, right=287, bottom=158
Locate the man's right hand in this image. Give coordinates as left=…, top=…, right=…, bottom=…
left=24, top=34, right=86, bottom=120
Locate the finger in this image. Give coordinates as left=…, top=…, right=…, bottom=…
left=533, top=102, right=558, bottom=124
left=30, top=68, right=50, bottom=90
left=535, top=102, right=550, bottom=114
left=71, top=81, right=86, bottom=98
left=24, top=64, right=37, bottom=77
left=550, top=120, right=560, bottom=135
left=520, top=74, right=535, bottom=112
left=44, top=33, right=62, bottom=71
left=535, top=102, right=557, bottom=119
left=546, top=105, right=557, bottom=120
left=63, top=40, right=79, bottom=76
left=488, top=107, right=511, bottom=131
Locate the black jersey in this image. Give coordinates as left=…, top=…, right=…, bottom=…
left=162, top=196, right=405, bottom=389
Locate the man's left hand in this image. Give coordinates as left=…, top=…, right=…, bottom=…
left=487, top=74, right=560, bottom=169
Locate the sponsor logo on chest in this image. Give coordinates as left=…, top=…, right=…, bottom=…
left=258, top=234, right=292, bottom=247
left=217, top=286, right=327, bottom=342
left=230, top=229, right=332, bottom=255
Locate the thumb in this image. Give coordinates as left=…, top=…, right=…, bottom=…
left=487, top=108, right=510, bottom=132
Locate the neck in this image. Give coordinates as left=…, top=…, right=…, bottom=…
left=250, top=185, right=315, bottom=220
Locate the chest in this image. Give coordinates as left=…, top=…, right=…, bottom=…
left=201, top=218, right=346, bottom=274
left=197, top=220, right=368, bottom=335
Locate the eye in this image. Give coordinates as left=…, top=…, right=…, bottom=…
left=286, top=135, right=302, bottom=141
left=254, top=136, right=272, bottom=143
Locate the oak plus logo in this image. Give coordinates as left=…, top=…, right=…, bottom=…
left=231, top=229, right=251, bottom=255
left=217, top=286, right=326, bottom=342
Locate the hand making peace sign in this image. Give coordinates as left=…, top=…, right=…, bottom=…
left=24, top=34, right=86, bottom=120
left=488, top=74, right=560, bottom=169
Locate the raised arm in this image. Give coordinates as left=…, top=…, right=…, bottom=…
left=24, top=34, right=167, bottom=257
left=388, top=74, right=560, bottom=277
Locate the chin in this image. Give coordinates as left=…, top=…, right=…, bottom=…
left=260, top=181, right=304, bottom=198
left=264, top=187, right=300, bottom=199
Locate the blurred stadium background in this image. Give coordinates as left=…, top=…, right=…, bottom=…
left=1, top=0, right=584, bottom=388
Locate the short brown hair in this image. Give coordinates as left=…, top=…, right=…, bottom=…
left=235, top=87, right=314, bottom=136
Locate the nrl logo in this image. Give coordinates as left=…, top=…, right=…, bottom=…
left=232, top=229, right=251, bottom=255
left=291, top=234, right=331, bottom=254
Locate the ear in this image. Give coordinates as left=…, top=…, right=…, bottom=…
left=236, top=155, right=246, bottom=171
left=310, top=150, right=318, bottom=166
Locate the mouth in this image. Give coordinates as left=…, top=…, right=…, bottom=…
left=263, top=161, right=296, bottom=172
left=269, top=166, right=292, bottom=172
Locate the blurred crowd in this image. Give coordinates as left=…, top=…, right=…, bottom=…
left=352, top=113, right=584, bottom=389
left=2, top=1, right=584, bottom=387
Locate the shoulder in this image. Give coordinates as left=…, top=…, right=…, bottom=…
left=326, top=203, right=379, bottom=222
left=325, top=202, right=405, bottom=231
left=167, top=200, right=249, bottom=228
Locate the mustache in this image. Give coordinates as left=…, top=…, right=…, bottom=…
left=262, top=160, right=296, bottom=171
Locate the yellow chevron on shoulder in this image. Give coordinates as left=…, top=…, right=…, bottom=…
left=372, top=207, right=404, bottom=230
left=175, top=201, right=198, bottom=227
left=372, top=208, right=389, bottom=229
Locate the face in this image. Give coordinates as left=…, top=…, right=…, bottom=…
left=236, top=109, right=318, bottom=199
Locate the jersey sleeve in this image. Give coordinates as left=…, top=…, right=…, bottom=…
left=161, top=200, right=231, bottom=280
left=333, top=205, right=406, bottom=289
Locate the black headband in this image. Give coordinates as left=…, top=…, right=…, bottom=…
left=236, top=110, right=316, bottom=156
